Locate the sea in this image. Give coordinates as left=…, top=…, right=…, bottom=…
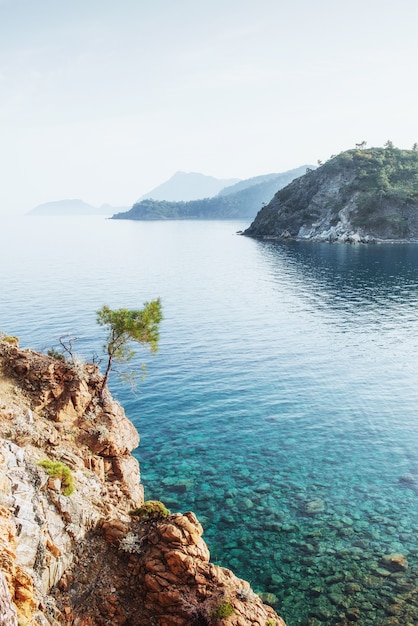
left=2, top=214, right=418, bottom=625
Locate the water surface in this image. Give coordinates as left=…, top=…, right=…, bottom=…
left=2, top=216, right=418, bottom=625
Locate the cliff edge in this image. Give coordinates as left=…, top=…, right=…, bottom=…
left=0, top=336, right=285, bottom=626
left=244, top=146, right=418, bottom=243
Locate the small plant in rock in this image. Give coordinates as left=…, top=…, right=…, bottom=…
left=71, top=354, right=87, bottom=380
left=266, top=620, right=276, bottom=626
left=92, top=423, right=111, bottom=443
left=38, top=459, right=74, bottom=496
left=47, top=336, right=88, bottom=379
left=83, top=409, right=98, bottom=421
left=129, top=500, right=170, bottom=521
left=119, top=532, right=143, bottom=554
left=0, top=333, right=19, bottom=345
left=180, top=591, right=223, bottom=626
left=210, top=600, right=235, bottom=619
left=47, top=347, right=67, bottom=362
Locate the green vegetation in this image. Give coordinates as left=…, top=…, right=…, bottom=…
left=111, top=167, right=310, bottom=221
left=47, top=347, right=67, bottom=362
left=113, top=195, right=259, bottom=220
left=38, top=459, right=74, bottom=496
left=210, top=600, right=235, bottom=619
left=96, top=300, right=162, bottom=397
left=322, top=145, right=418, bottom=228
left=130, top=500, right=170, bottom=521
left=0, top=332, right=19, bottom=345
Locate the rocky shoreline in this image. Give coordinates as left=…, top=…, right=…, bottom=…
left=244, top=147, right=418, bottom=244
left=0, top=336, right=284, bottom=625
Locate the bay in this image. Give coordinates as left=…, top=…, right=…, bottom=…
left=2, top=215, right=418, bottom=624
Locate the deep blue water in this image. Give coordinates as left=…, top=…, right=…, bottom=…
left=2, top=215, right=418, bottom=625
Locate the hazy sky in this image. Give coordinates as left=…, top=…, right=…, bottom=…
left=1, top=0, right=418, bottom=213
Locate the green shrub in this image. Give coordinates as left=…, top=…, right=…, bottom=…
left=38, top=459, right=74, bottom=496
left=210, top=601, right=234, bottom=619
left=130, top=500, right=170, bottom=520
left=0, top=333, right=19, bottom=345
left=47, top=347, right=66, bottom=362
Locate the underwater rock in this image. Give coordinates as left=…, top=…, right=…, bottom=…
left=398, top=472, right=418, bottom=491
left=303, top=499, right=326, bottom=515
left=258, top=591, right=279, bottom=606
left=380, top=554, right=408, bottom=572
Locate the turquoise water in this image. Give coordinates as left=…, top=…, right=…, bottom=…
left=2, top=216, right=418, bottom=625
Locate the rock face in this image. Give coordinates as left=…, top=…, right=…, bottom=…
left=0, top=337, right=285, bottom=626
left=0, top=571, right=18, bottom=626
left=58, top=510, right=284, bottom=625
left=244, top=146, right=418, bottom=243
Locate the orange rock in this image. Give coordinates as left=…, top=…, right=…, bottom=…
left=158, top=523, right=184, bottom=544
left=165, top=550, right=195, bottom=577
left=102, top=520, right=129, bottom=542
left=46, top=538, right=61, bottom=558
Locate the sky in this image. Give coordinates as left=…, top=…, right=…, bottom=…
left=1, top=0, right=418, bottom=214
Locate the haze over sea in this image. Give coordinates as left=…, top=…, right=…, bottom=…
left=2, top=215, right=418, bottom=625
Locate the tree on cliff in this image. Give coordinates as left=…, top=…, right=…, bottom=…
left=96, top=299, right=162, bottom=398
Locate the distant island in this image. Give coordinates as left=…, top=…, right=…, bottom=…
left=244, top=145, right=418, bottom=243
left=27, top=199, right=128, bottom=216
left=112, top=166, right=312, bottom=221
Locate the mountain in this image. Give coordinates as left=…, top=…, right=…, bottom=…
left=139, top=171, right=240, bottom=202
left=217, top=167, right=309, bottom=197
left=0, top=335, right=284, bottom=626
left=244, top=146, right=418, bottom=243
left=27, top=199, right=126, bottom=216
left=112, top=166, right=313, bottom=221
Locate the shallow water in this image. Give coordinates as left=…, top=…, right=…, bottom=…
left=2, top=215, right=418, bottom=625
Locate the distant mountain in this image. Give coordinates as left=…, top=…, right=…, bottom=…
left=112, top=166, right=314, bottom=221
left=244, top=146, right=418, bottom=242
left=217, top=168, right=309, bottom=197
left=27, top=199, right=126, bottom=216
left=139, top=171, right=240, bottom=202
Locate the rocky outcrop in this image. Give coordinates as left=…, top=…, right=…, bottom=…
left=0, top=337, right=285, bottom=625
left=244, top=146, right=418, bottom=243
left=56, top=510, right=284, bottom=625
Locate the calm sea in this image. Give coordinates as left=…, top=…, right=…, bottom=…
left=2, top=215, right=418, bottom=625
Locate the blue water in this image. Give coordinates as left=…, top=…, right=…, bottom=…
left=2, top=215, right=418, bottom=625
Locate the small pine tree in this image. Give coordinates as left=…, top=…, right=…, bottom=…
left=97, top=299, right=162, bottom=397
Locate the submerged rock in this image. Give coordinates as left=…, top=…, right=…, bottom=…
left=302, top=499, right=326, bottom=515
left=380, top=554, right=409, bottom=572
left=398, top=472, right=418, bottom=492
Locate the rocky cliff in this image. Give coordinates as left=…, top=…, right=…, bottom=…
left=244, top=146, right=418, bottom=243
left=0, top=336, right=285, bottom=626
